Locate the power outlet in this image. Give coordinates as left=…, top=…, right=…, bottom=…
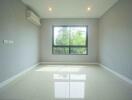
left=8, top=40, right=14, bottom=44
left=3, top=40, right=8, bottom=44
left=3, top=40, right=14, bottom=45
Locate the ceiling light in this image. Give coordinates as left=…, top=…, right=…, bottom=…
left=48, top=7, right=52, bottom=12
left=87, top=7, right=91, bottom=11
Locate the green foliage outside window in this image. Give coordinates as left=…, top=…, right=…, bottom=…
left=53, top=26, right=88, bottom=55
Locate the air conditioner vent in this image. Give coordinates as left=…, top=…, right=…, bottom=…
left=26, top=9, right=41, bottom=26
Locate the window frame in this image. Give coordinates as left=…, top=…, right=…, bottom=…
left=52, top=25, right=88, bottom=55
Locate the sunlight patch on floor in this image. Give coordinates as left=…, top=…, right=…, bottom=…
left=35, top=65, right=84, bottom=72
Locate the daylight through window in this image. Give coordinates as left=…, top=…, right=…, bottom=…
left=52, top=26, right=88, bottom=55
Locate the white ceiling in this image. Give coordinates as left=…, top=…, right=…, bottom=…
left=22, top=0, right=119, bottom=19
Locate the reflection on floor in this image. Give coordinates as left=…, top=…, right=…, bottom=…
left=0, top=65, right=132, bottom=100
left=54, top=73, right=86, bottom=99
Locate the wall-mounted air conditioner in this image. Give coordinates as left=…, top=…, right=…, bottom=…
left=26, top=9, right=41, bottom=26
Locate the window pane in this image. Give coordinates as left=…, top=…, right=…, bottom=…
left=70, top=27, right=87, bottom=46
left=54, top=27, right=69, bottom=45
left=53, top=47, right=69, bottom=54
left=53, top=26, right=88, bottom=55
left=70, top=47, right=87, bottom=55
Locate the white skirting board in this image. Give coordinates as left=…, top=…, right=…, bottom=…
left=40, top=62, right=99, bottom=65
left=0, top=63, right=39, bottom=88
left=99, top=64, right=132, bottom=85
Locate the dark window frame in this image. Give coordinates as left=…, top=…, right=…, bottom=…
left=52, top=25, right=88, bottom=55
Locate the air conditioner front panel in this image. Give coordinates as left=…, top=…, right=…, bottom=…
left=26, top=10, right=41, bottom=26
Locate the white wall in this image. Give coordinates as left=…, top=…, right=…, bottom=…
left=99, top=0, right=132, bottom=79
left=40, top=19, right=99, bottom=63
left=0, top=0, right=40, bottom=82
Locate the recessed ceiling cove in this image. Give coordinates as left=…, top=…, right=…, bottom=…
left=22, top=0, right=119, bottom=18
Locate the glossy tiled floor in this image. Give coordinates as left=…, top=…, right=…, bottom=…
left=0, top=65, right=132, bottom=100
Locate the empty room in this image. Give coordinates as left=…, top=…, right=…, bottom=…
left=0, top=0, right=132, bottom=100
